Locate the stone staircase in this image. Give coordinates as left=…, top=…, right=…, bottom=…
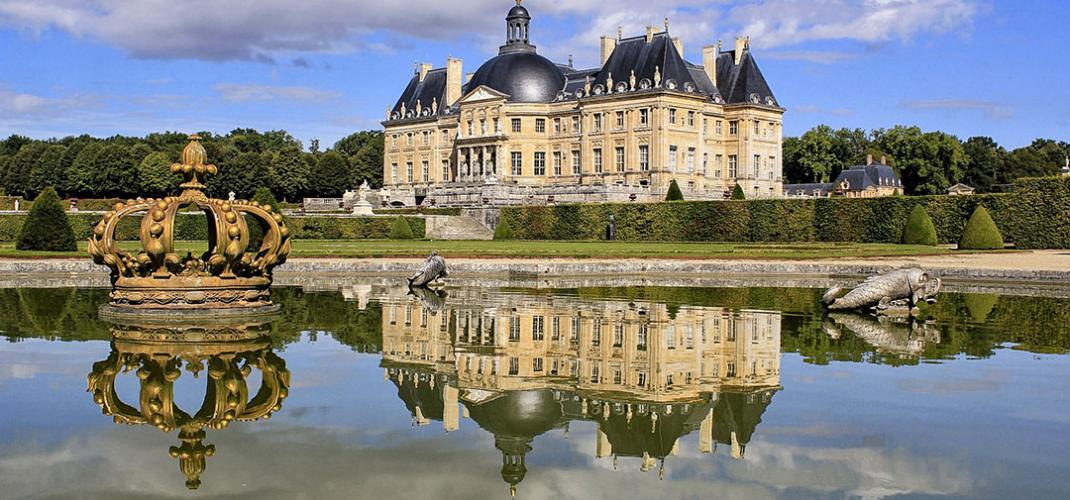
left=423, top=215, right=494, bottom=240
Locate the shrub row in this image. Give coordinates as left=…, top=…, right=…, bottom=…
left=0, top=214, right=425, bottom=242
left=499, top=177, right=1069, bottom=248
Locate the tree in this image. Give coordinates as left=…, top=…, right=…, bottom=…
left=665, top=179, right=684, bottom=201
left=873, top=126, right=966, bottom=195
left=959, top=206, right=1004, bottom=250
left=901, top=205, right=937, bottom=246
left=731, top=183, right=746, bottom=200
left=312, top=151, right=350, bottom=197
left=248, top=187, right=283, bottom=249
left=388, top=216, right=415, bottom=240
left=962, top=137, right=1005, bottom=193
left=494, top=218, right=516, bottom=240
left=207, top=150, right=273, bottom=199
left=26, top=144, right=68, bottom=199
left=1, top=135, right=32, bottom=157
left=92, top=143, right=139, bottom=198
left=271, top=148, right=312, bottom=201
left=16, top=187, right=76, bottom=251
left=351, top=135, right=385, bottom=188
left=65, top=142, right=103, bottom=197
left=138, top=151, right=179, bottom=197
left=0, top=155, right=11, bottom=195
left=8, top=143, right=49, bottom=197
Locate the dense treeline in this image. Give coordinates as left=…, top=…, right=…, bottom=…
left=0, top=129, right=384, bottom=201
left=783, top=125, right=1069, bottom=194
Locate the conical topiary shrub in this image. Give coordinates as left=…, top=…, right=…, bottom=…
left=958, top=206, right=1004, bottom=250
left=901, top=204, right=937, bottom=246
left=665, top=179, right=684, bottom=201
left=17, top=186, right=76, bottom=251
left=388, top=215, right=415, bottom=240
left=494, top=217, right=516, bottom=240
left=731, top=183, right=746, bottom=200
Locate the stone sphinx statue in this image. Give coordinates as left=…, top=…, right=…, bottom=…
left=822, top=268, right=941, bottom=316
left=408, top=251, right=448, bottom=288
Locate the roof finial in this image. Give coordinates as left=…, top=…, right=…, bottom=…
left=568, top=54, right=574, bottom=67
left=516, top=0, right=522, bottom=5
left=618, top=25, right=623, bottom=40
left=664, top=17, right=670, bottom=32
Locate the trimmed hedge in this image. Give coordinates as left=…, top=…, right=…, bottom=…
left=17, top=188, right=76, bottom=251
left=388, top=216, right=415, bottom=240
left=494, top=218, right=516, bottom=240
left=901, top=205, right=938, bottom=246
left=500, top=176, right=1070, bottom=248
left=959, top=206, right=1004, bottom=250
left=0, top=214, right=426, bottom=242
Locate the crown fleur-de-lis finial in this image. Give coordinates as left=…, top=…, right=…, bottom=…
left=171, top=134, right=218, bottom=192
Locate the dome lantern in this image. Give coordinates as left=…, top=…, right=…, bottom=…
left=501, top=0, right=535, bottom=55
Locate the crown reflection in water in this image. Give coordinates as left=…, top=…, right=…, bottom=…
left=88, top=134, right=291, bottom=316
left=87, top=318, right=290, bottom=489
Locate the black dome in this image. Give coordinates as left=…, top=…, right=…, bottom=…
left=464, top=389, right=564, bottom=438
left=507, top=5, right=530, bottom=19
left=467, top=52, right=565, bottom=103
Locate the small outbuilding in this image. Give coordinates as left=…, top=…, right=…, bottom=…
left=947, top=183, right=975, bottom=196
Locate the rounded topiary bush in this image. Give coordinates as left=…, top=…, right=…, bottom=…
left=958, top=206, right=1004, bottom=250
left=665, top=180, right=684, bottom=201
left=494, top=218, right=516, bottom=240
left=388, top=216, right=415, bottom=240
left=901, top=204, right=937, bottom=246
left=731, top=183, right=746, bottom=200
left=17, top=187, right=76, bottom=251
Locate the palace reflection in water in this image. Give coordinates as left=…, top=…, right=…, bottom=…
left=379, top=287, right=781, bottom=494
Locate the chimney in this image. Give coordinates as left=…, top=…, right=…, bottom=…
left=734, top=36, right=746, bottom=65
left=445, top=57, right=462, bottom=105
left=465, top=72, right=473, bottom=83
left=600, top=35, right=617, bottom=66
left=417, top=62, right=433, bottom=82
left=646, top=25, right=657, bottom=43
left=672, top=37, right=684, bottom=57
left=703, top=45, right=718, bottom=87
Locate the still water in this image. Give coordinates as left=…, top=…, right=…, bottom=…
left=1, top=283, right=1070, bottom=499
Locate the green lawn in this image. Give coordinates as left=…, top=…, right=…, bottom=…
left=0, top=239, right=979, bottom=260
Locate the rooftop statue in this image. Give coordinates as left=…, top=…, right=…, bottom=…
left=88, top=134, right=291, bottom=315
left=822, top=268, right=941, bottom=316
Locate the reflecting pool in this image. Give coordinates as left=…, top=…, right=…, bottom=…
left=1, top=283, right=1070, bottom=499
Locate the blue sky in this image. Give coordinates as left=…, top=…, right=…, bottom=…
left=0, top=0, right=1066, bottom=149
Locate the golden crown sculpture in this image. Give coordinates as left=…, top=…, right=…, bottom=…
left=88, top=134, right=291, bottom=313
left=87, top=321, right=289, bottom=489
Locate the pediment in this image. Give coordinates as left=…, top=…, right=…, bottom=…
left=460, top=85, right=510, bottom=104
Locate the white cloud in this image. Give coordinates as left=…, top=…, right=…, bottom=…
left=0, top=88, right=98, bottom=117
left=214, top=83, right=340, bottom=103
left=902, top=99, right=1014, bottom=120
left=763, top=50, right=859, bottom=64
left=0, top=1, right=980, bottom=63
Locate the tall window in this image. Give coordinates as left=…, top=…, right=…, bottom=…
left=593, top=113, right=602, bottom=132
left=533, top=316, right=545, bottom=340
left=729, top=120, right=738, bottom=135
left=593, top=148, right=603, bottom=173
left=613, top=324, right=624, bottom=347
left=441, top=130, right=449, bottom=143
left=715, top=154, right=723, bottom=177
left=511, top=118, right=522, bottom=133
left=534, top=152, right=546, bottom=176
left=571, top=316, right=580, bottom=340
left=639, top=108, right=649, bottom=126
left=687, top=111, right=695, bottom=127
left=480, top=120, right=486, bottom=135
left=509, top=317, right=521, bottom=341
left=552, top=317, right=561, bottom=340
left=769, top=156, right=776, bottom=179
left=616, top=111, right=625, bottom=129
left=421, top=160, right=429, bottom=182
left=753, top=154, right=761, bottom=178
left=535, top=118, right=546, bottom=133
left=572, top=116, right=581, bottom=133
left=639, top=145, right=649, bottom=171
left=391, top=163, right=398, bottom=184
left=406, top=162, right=413, bottom=183
left=668, top=145, right=678, bottom=171
left=716, top=120, right=723, bottom=135
left=553, top=118, right=561, bottom=135
left=533, top=358, right=544, bottom=372
left=423, top=131, right=430, bottom=145
left=637, top=324, right=648, bottom=350
left=553, top=151, right=562, bottom=176
left=728, top=155, right=738, bottom=178
left=615, top=147, right=625, bottom=172
left=702, top=153, right=709, bottom=175
left=572, top=150, right=581, bottom=175
left=592, top=319, right=602, bottom=346
left=669, top=109, right=677, bottom=124
left=686, top=148, right=695, bottom=172
left=509, top=357, right=519, bottom=375
left=441, top=160, right=450, bottom=182
left=510, top=152, right=523, bottom=176
left=753, top=120, right=760, bottom=135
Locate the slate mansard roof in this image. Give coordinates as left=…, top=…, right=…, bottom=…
left=388, top=6, right=779, bottom=121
